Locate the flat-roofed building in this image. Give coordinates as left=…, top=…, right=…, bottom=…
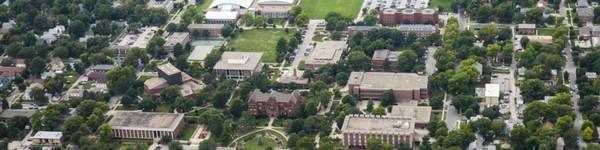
left=305, top=41, right=346, bottom=71
left=205, top=11, right=240, bottom=24
left=396, top=24, right=437, bottom=38
left=144, top=78, right=169, bottom=95
left=111, top=26, right=159, bottom=57
left=147, top=0, right=174, bottom=12
left=577, top=7, right=594, bottom=23
left=580, top=26, right=591, bottom=40
left=277, top=69, right=309, bottom=88
left=157, top=63, right=183, bottom=85
left=0, top=109, right=37, bottom=119
left=187, top=46, right=215, bottom=64
left=347, top=72, right=428, bottom=102
left=347, top=26, right=382, bottom=37
left=390, top=105, right=431, bottom=128
left=591, top=26, right=600, bottom=37
left=482, top=84, right=500, bottom=108
left=163, top=32, right=190, bottom=52
left=255, top=0, right=297, bottom=18
left=31, top=131, right=63, bottom=145
left=188, top=24, right=224, bottom=37
left=214, top=52, right=263, bottom=80
left=107, top=111, right=185, bottom=139
left=379, top=8, right=439, bottom=26
left=372, top=49, right=402, bottom=72
left=341, top=115, right=415, bottom=148
left=517, top=24, right=536, bottom=35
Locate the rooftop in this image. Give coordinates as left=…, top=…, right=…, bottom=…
left=214, top=52, right=263, bottom=70
left=188, top=24, right=225, bottom=29
left=157, top=63, right=182, bottom=75
left=306, top=41, right=346, bottom=65
left=249, top=89, right=303, bottom=103
left=577, top=7, right=594, bottom=17
left=209, top=0, right=254, bottom=9
left=205, top=11, right=240, bottom=20
left=348, top=72, right=428, bottom=90
left=390, top=105, right=432, bottom=124
left=485, top=84, right=500, bottom=97
left=518, top=24, right=536, bottom=29
left=257, top=0, right=295, bottom=4
left=32, top=131, right=63, bottom=140
left=108, top=111, right=184, bottom=131
left=91, top=64, right=114, bottom=71
left=144, top=77, right=168, bottom=89
left=341, top=115, right=415, bottom=135
left=164, top=32, right=189, bottom=47
left=0, top=109, right=37, bottom=118
left=348, top=26, right=381, bottom=32
left=188, top=46, right=215, bottom=62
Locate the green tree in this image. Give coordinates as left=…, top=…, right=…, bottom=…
left=228, top=99, right=245, bottom=117
left=366, top=137, right=394, bottom=150
left=198, top=138, right=217, bottom=150
left=168, top=141, right=183, bottom=150
left=221, top=24, right=233, bottom=37
left=584, top=127, right=594, bottom=141
left=173, top=96, right=193, bottom=113
left=106, top=66, right=136, bottom=94
left=28, top=57, right=46, bottom=77
left=347, top=51, right=372, bottom=71
left=520, top=79, right=546, bottom=102
left=275, top=38, right=288, bottom=62
left=97, top=124, right=112, bottom=142
left=381, top=90, right=396, bottom=107
left=397, top=50, right=418, bottom=72
left=372, top=107, right=387, bottom=115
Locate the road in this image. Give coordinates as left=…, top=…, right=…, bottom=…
left=508, top=26, right=520, bottom=124
left=564, top=41, right=586, bottom=147
left=291, top=20, right=324, bottom=68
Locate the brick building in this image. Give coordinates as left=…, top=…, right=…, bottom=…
left=379, top=8, right=439, bottom=26
left=396, top=24, right=437, bottom=38
left=341, top=115, right=416, bottom=148
left=371, top=49, right=402, bottom=72
left=517, top=24, right=536, bottom=35
left=87, top=64, right=114, bottom=83
left=107, top=111, right=185, bottom=139
left=247, top=89, right=304, bottom=117
left=347, top=72, right=428, bottom=102
left=188, top=24, right=224, bottom=38
left=144, top=63, right=202, bottom=97
left=346, top=26, right=382, bottom=37
left=163, top=32, right=190, bottom=52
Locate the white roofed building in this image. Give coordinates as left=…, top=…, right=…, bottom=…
left=214, top=52, right=263, bottom=80
left=482, top=84, right=500, bottom=108
left=31, top=131, right=63, bottom=145
left=255, top=0, right=297, bottom=18
left=205, top=11, right=240, bottom=24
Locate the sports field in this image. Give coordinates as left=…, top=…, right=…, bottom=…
left=299, top=0, right=363, bottom=19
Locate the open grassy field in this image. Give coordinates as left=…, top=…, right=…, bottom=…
left=537, top=28, right=555, bottom=36
left=430, top=0, right=453, bottom=11
left=197, top=0, right=215, bottom=10
left=177, top=126, right=196, bottom=140
left=299, top=0, right=363, bottom=19
left=229, top=29, right=297, bottom=63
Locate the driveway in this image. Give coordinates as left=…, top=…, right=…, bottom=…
left=291, top=20, right=325, bottom=68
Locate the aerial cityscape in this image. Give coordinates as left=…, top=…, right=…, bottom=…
left=0, top=0, right=599, bottom=149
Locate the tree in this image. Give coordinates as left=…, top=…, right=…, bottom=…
left=295, top=136, right=316, bottom=150
left=520, top=79, right=546, bottom=102
left=97, top=124, right=112, bottom=142
left=397, top=50, right=418, bottom=72
left=173, top=96, right=193, bottom=113
left=168, top=141, right=183, bottom=150
left=555, top=115, right=573, bottom=134
left=347, top=51, right=372, bottom=71
left=106, top=66, right=136, bottom=94
left=212, top=90, right=230, bottom=108
left=477, top=24, right=498, bottom=45
left=578, top=96, right=599, bottom=114
left=451, top=95, right=479, bottom=113
left=372, top=107, right=387, bottom=115
left=443, top=128, right=476, bottom=148
left=381, top=90, right=396, bottom=107
left=221, top=24, right=233, bottom=37
left=28, top=57, right=46, bottom=77
left=366, top=100, right=374, bottom=112
left=510, top=125, right=529, bottom=150
left=30, top=88, right=48, bottom=105
left=228, top=99, right=245, bottom=117
left=481, top=106, right=501, bottom=119
left=275, top=38, right=288, bottom=62
left=198, top=138, right=217, bottom=150
left=366, top=137, right=394, bottom=150
left=67, top=20, right=87, bottom=38
left=584, top=127, right=594, bottom=142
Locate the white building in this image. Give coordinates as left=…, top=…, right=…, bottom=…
left=483, top=84, right=500, bottom=108
left=39, top=25, right=66, bottom=44
left=205, top=11, right=240, bottom=24
left=148, top=0, right=175, bottom=12
left=255, top=0, right=297, bottom=18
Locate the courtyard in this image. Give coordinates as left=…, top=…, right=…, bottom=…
left=229, top=29, right=297, bottom=63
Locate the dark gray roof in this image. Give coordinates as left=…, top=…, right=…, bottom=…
left=348, top=26, right=381, bottom=32
left=249, top=89, right=302, bottom=103
left=0, top=109, right=37, bottom=118
left=577, top=7, right=594, bottom=17
left=91, top=64, right=114, bottom=70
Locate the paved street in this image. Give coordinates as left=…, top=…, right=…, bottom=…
left=291, top=20, right=324, bottom=68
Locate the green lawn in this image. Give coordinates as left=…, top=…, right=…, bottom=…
left=244, top=136, right=277, bottom=150
left=537, top=28, right=555, bottom=36
left=229, top=29, right=296, bottom=63
left=430, top=0, right=453, bottom=11
left=156, top=105, right=172, bottom=112
left=177, top=126, right=196, bottom=140
left=312, top=34, right=326, bottom=42
left=299, top=0, right=363, bottom=19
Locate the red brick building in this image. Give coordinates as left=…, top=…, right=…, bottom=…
left=347, top=72, right=428, bottom=102
left=187, top=24, right=224, bottom=38
left=247, top=89, right=304, bottom=118
left=371, top=49, right=402, bottom=72
left=379, top=8, right=439, bottom=26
